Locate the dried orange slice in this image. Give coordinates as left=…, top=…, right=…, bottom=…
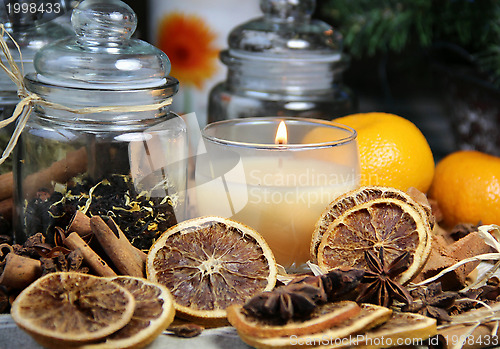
left=317, top=198, right=431, bottom=285
left=81, top=276, right=175, bottom=349
left=227, top=301, right=360, bottom=338
left=146, top=216, right=278, bottom=325
left=238, top=303, right=392, bottom=349
left=311, top=186, right=433, bottom=262
left=11, top=272, right=135, bottom=348
left=328, top=311, right=437, bottom=349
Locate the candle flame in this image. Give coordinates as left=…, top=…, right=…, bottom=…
left=275, top=121, right=287, bottom=145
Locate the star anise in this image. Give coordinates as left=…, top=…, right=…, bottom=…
left=243, top=282, right=322, bottom=322
left=40, top=249, right=89, bottom=275
left=449, top=288, right=482, bottom=316
left=12, top=233, right=49, bottom=259
left=288, top=268, right=365, bottom=301
left=477, top=276, right=500, bottom=301
left=321, top=268, right=366, bottom=301
left=403, top=282, right=458, bottom=323
left=243, top=268, right=366, bottom=322
left=356, top=248, right=413, bottom=308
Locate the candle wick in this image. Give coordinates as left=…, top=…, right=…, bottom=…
left=276, top=140, right=286, bottom=169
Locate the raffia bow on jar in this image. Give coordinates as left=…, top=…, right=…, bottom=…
left=0, top=0, right=186, bottom=249
left=0, top=23, right=173, bottom=166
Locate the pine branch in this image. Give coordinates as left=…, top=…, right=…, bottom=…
left=475, top=5, right=500, bottom=86
left=319, top=0, right=434, bottom=57
left=319, top=0, right=500, bottom=86
left=319, top=0, right=499, bottom=57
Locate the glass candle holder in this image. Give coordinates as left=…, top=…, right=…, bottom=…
left=195, top=117, right=359, bottom=271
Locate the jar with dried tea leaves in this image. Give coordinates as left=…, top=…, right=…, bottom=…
left=12, top=0, right=187, bottom=248
left=0, top=3, right=72, bottom=175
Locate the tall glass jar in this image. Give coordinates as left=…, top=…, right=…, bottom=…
left=12, top=0, right=187, bottom=248
left=0, top=3, right=72, bottom=175
left=208, top=0, right=355, bottom=122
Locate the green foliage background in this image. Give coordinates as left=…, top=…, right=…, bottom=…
left=319, top=0, right=500, bottom=85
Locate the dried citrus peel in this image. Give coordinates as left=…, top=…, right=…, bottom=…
left=311, top=186, right=433, bottom=263
left=11, top=272, right=136, bottom=348
left=317, top=198, right=431, bottom=285
left=79, top=276, right=176, bottom=349
left=146, top=216, right=278, bottom=325
left=327, top=312, right=437, bottom=349
left=238, top=304, right=392, bottom=349
left=227, top=301, right=361, bottom=338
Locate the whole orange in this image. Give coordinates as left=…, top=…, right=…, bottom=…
left=333, top=112, right=435, bottom=193
left=429, top=150, right=500, bottom=227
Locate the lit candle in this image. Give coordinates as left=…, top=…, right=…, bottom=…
left=275, top=121, right=287, bottom=168
left=195, top=117, right=359, bottom=271
left=275, top=121, right=287, bottom=145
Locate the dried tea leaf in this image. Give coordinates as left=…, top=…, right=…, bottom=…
left=31, top=174, right=179, bottom=250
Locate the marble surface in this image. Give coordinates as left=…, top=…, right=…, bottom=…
left=0, top=315, right=253, bottom=349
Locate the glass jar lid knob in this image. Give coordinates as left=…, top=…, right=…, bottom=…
left=72, top=0, right=137, bottom=43
left=261, top=0, right=315, bottom=22
left=34, top=0, right=172, bottom=89
left=227, top=0, right=342, bottom=59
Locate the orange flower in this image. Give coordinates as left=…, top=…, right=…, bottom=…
left=157, top=12, right=219, bottom=89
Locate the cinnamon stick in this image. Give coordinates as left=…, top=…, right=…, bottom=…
left=0, top=172, right=13, bottom=201
left=90, top=216, right=144, bottom=277
left=0, top=253, right=42, bottom=289
left=67, top=210, right=92, bottom=237
left=105, top=217, right=147, bottom=265
left=64, top=232, right=116, bottom=277
left=68, top=211, right=146, bottom=261
left=23, top=147, right=88, bottom=199
left=134, top=247, right=148, bottom=264
left=0, top=197, right=13, bottom=221
left=438, top=323, right=497, bottom=349
left=0, top=147, right=87, bottom=203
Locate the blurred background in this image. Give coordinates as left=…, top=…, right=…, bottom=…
left=115, top=1, right=500, bottom=161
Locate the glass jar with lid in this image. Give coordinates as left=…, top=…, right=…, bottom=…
left=12, top=0, right=187, bottom=248
left=208, top=0, right=355, bottom=123
left=0, top=2, right=72, bottom=175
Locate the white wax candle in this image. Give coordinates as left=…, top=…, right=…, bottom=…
left=195, top=157, right=358, bottom=270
